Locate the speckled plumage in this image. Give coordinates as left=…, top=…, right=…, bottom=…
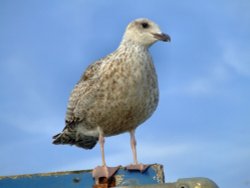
left=53, top=18, right=170, bottom=152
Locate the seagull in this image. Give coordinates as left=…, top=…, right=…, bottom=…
left=53, top=18, right=170, bottom=179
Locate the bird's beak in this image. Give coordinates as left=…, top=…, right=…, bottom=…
left=153, top=33, right=171, bottom=42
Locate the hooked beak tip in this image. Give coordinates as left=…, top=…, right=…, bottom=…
left=153, top=33, right=171, bottom=42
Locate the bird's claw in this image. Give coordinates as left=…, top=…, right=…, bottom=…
left=92, top=165, right=120, bottom=179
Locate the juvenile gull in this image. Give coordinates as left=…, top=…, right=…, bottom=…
left=53, top=18, right=170, bottom=179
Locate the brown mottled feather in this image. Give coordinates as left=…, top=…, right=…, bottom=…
left=52, top=18, right=169, bottom=149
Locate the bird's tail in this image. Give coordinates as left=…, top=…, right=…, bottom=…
left=52, top=131, right=98, bottom=149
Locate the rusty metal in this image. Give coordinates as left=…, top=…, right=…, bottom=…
left=93, top=177, right=116, bottom=188
left=0, top=164, right=164, bottom=188
left=93, top=164, right=164, bottom=187
left=0, top=164, right=219, bottom=188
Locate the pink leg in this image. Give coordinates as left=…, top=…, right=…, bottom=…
left=92, top=134, right=120, bottom=179
left=126, top=130, right=150, bottom=172
left=99, top=134, right=106, bottom=166
left=130, top=129, right=138, bottom=164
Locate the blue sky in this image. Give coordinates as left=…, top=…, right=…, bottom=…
left=1, top=0, right=250, bottom=187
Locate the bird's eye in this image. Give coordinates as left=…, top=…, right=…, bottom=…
left=141, top=22, right=149, bottom=29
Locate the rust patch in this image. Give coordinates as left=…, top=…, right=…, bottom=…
left=93, top=176, right=116, bottom=188
left=151, top=164, right=165, bottom=183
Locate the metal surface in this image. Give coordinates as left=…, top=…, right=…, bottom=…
left=0, top=164, right=164, bottom=188
left=0, top=164, right=219, bottom=188
left=115, top=177, right=219, bottom=188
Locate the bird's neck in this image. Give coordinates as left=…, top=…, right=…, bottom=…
left=118, top=39, right=149, bottom=54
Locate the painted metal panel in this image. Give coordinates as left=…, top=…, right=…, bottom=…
left=0, top=164, right=164, bottom=188
left=0, top=164, right=219, bottom=187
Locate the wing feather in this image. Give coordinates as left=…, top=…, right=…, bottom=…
left=65, top=61, right=103, bottom=125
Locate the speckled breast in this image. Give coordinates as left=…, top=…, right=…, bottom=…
left=86, top=51, right=159, bottom=136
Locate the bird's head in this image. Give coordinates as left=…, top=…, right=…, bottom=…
left=122, top=18, right=171, bottom=47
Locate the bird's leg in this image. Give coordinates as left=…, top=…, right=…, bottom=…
left=126, top=130, right=150, bottom=172
left=92, top=134, right=120, bottom=180
left=99, top=134, right=106, bottom=166
left=130, top=129, right=138, bottom=164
